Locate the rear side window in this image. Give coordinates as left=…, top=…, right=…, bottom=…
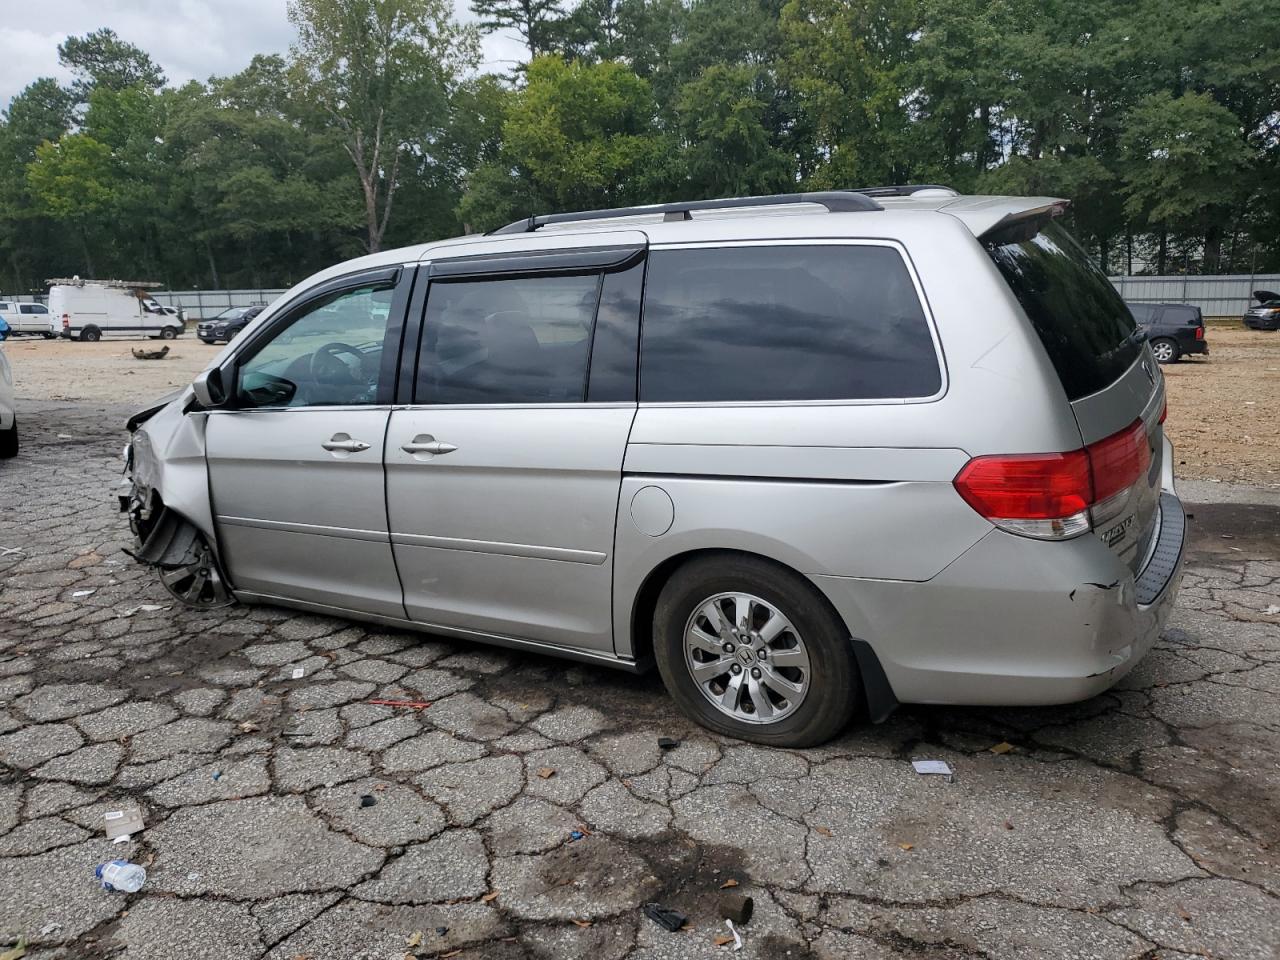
left=1127, top=303, right=1155, bottom=324
left=987, top=221, right=1141, bottom=400
left=1164, top=305, right=1199, bottom=325
left=639, top=245, right=940, bottom=402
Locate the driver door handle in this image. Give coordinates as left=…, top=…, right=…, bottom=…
left=322, top=435, right=371, bottom=453
left=401, top=435, right=458, bottom=456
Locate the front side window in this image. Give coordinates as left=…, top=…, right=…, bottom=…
left=416, top=273, right=600, bottom=404
left=20, top=304, right=48, bottom=315
left=236, top=284, right=394, bottom=409
left=640, top=244, right=941, bottom=403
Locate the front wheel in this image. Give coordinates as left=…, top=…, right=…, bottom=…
left=653, top=554, right=860, bottom=747
left=1150, top=338, right=1178, bottom=363
left=159, top=326, right=178, bottom=340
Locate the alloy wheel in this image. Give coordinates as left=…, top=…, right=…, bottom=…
left=1151, top=340, right=1175, bottom=363
left=159, top=538, right=233, bottom=608
left=683, top=592, right=811, bottom=724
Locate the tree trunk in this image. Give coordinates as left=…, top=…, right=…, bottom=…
left=1125, top=230, right=1133, bottom=276
left=204, top=239, right=221, bottom=289
left=1204, top=223, right=1223, bottom=273
left=1099, top=234, right=1109, bottom=274
left=1157, top=228, right=1167, bottom=275
left=79, top=225, right=96, bottom=277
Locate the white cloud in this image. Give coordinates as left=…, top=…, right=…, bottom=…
left=2, top=0, right=528, bottom=110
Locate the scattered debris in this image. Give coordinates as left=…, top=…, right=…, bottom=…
left=406, top=931, right=423, bottom=948
left=989, top=742, right=1014, bottom=754
left=536, top=767, right=556, bottom=779
left=290, top=667, right=306, bottom=680
left=898, top=842, right=914, bottom=851
left=1264, top=604, right=1280, bottom=615
left=131, top=345, right=170, bottom=360
left=718, top=893, right=754, bottom=925
left=1004, top=820, right=1015, bottom=830
left=0, top=546, right=25, bottom=558
left=104, top=807, right=144, bottom=840
left=119, top=603, right=168, bottom=617
left=212, top=770, right=222, bottom=781
left=568, top=830, right=585, bottom=842
left=719, top=878, right=740, bottom=889
left=814, top=826, right=833, bottom=838
left=37, top=923, right=60, bottom=937
left=71, top=589, right=96, bottom=598
left=912, top=759, right=954, bottom=781
left=238, top=722, right=259, bottom=733
left=481, top=890, right=499, bottom=903
left=186, top=872, right=201, bottom=882
left=571, top=919, right=593, bottom=928
left=657, top=736, right=680, bottom=750
left=368, top=698, right=433, bottom=710
left=1177, top=904, right=1192, bottom=923
left=714, top=932, right=735, bottom=947
left=724, top=919, right=744, bottom=951
left=359, top=795, right=377, bottom=808
left=96, top=859, right=147, bottom=893
left=643, top=902, right=688, bottom=932
left=434, top=926, right=448, bottom=936
left=0, top=938, right=25, bottom=960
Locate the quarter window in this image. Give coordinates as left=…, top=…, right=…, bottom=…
left=639, top=245, right=941, bottom=403
left=416, top=273, right=601, bottom=404
left=235, top=284, right=394, bottom=409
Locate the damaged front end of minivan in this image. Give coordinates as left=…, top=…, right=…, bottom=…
left=119, top=390, right=234, bottom=608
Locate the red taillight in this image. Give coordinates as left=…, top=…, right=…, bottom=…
left=61, top=314, right=69, bottom=329
left=1158, top=401, right=1168, bottom=425
left=953, top=418, right=1151, bottom=539
left=954, top=451, right=1092, bottom=522
left=1195, top=326, right=1204, bottom=339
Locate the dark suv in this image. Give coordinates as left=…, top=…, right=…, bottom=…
left=197, top=304, right=267, bottom=344
left=1126, top=302, right=1207, bottom=363
left=1243, top=290, right=1280, bottom=330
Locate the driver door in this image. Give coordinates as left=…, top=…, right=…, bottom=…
left=204, top=267, right=411, bottom=617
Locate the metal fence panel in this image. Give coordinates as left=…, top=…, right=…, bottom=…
left=1109, top=274, right=1280, bottom=318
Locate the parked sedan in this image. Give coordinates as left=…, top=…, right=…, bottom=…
left=1126, top=302, right=1208, bottom=363
left=197, top=305, right=266, bottom=344
left=1243, top=290, right=1280, bottom=330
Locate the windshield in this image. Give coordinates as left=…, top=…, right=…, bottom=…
left=987, top=220, right=1142, bottom=400
left=213, top=307, right=249, bottom=322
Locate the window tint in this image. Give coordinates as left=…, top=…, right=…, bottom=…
left=236, top=284, right=394, bottom=409
left=987, top=221, right=1141, bottom=400
left=416, top=273, right=600, bottom=404
left=639, top=245, right=940, bottom=403
left=587, top=262, right=644, bottom=402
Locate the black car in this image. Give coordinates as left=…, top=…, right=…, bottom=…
left=1125, top=301, right=1208, bottom=363
left=197, top=304, right=267, bottom=344
left=1243, top=290, right=1280, bottom=331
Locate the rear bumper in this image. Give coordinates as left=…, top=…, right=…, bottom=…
left=812, top=492, right=1187, bottom=707
left=1181, top=338, right=1208, bottom=355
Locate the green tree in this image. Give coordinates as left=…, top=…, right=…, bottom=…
left=26, top=135, right=116, bottom=275
left=470, top=0, right=566, bottom=60
left=58, top=28, right=165, bottom=99
left=288, top=0, right=479, bottom=252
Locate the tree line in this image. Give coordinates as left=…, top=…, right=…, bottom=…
left=1, top=0, right=1276, bottom=294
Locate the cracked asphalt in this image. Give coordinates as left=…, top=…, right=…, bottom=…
left=1, top=399, right=1278, bottom=960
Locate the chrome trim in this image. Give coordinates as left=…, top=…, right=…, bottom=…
left=641, top=237, right=947, bottom=406
left=234, top=590, right=641, bottom=671
left=217, top=515, right=388, bottom=543
left=390, top=532, right=606, bottom=565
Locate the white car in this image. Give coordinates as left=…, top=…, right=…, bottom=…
left=0, top=301, right=57, bottom=337
left=0, top=344, right=16, bottom=458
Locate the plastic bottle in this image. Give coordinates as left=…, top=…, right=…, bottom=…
left=96, top=860, right=146, bottom=893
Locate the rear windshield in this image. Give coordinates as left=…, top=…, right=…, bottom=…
left=987, top=220, right=1141, bottom=400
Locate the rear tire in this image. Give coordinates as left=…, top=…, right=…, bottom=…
left=80, top=327, right=101, bottom=343
left=159, top=326, right=178, bottom=340
left=0, top=419, right=17, bottom=459
left=42, top=332, right=56, bottom=340
left=1150, top=338, right=1178, bottom=363
left=653, top=554, right=860, bottom=747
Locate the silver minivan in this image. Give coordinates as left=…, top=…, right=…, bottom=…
left=120, top=188, right=1186, bottom=746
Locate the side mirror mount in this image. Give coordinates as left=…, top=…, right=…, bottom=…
left=192, top=367, right=227, bottom=409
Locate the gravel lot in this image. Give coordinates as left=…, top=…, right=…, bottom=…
left=0, top=338, right=1278, bottom=959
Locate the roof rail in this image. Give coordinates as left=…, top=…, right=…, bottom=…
left=490, top=190, right=884, bottom=235
left=849, top=184, right=958, bottom=197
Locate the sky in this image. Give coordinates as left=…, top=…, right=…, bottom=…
left=0, top=0, right=527, bottom=110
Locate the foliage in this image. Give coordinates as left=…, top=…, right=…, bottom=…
left=1, top=0, right=1278, bottom=293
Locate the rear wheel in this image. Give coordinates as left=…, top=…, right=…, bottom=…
left=42, top=332, right=56, bottom=340
left=159, top=326, right=178, bottom=340
left=0, top=419, right=17, bottom=458
left=1150, top=338, right=1178, bottom=363
left=653, top=554, right=860, bottom=747
left=80, top=327, right=101, bottom=343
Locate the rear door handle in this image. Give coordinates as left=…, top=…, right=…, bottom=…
left=322, top=434, right=371, bottom=453
left=401, top=434, right=457, bottom=456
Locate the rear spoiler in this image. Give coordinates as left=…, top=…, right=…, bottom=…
left=976, top=202, right=1069, bottom=245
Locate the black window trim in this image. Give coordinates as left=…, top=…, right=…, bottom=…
left=217, top=264, right=409, bottom=410
left=637, top=238, right=948, bottom=408
left=397, top=246, right=648, bottom=407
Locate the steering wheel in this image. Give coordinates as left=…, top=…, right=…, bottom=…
left=308, top=342, right=365, bottom=385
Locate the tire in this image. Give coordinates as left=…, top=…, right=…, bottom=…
left=159, top=326, right=178, bottom=340
left=42, top=332, right=56, bottom=340
left=653, top=554, right=860, bottom=747
left=80, top=327, right=101, bottom=343
left=0, top=419, right=17, bottom=459
left=1150, top=338, right=1178, bottom=363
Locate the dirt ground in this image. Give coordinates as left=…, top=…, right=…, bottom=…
left=3, top=325, right=1278, bottom=485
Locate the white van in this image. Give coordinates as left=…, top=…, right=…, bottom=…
left=0, top=301, right=57, bottom=337
left=49, top=279, right=185, bottom=342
